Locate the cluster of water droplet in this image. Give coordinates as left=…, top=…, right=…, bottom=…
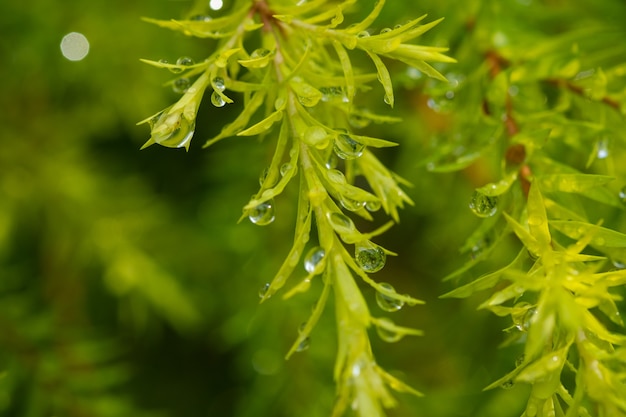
left=248, top=199, right=276, bottom=225
left=469, top=191, right=499, bottom=218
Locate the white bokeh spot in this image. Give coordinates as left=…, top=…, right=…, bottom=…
left=60, top=32, right=90, bottom=61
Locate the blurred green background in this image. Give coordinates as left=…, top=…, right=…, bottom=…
left=1, top=0, right=624, bottom=416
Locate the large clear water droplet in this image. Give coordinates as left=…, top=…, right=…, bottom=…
left=327, top=169, right=346, bottom=184
left=376, top=283, right=404, bottom=312
left=176, top=56, right=195, bottom=67
left=340, top=196, right=365, bottom=212
left=259, top=282, right=270, bottom=299
left=151, top=111, right=195, bottom=150
left=304, top=246, right=326, bottom=274
left=211, top=91, right=226, bottom=107
left=375, top=318, right=403, bottom=342
left=173, top=77, right=191, bottom=94
left=212, top=76, right=226, bottom=92
left=328, top=212, right=356, bottom=235
left=469, top=191, right=498, bottom=218
left=334, top=133, right=365, bottom=160
left=355, top=242, right=386, bottom=273
left=325, top=152, right=339, bottom=169
left=365, top=200, right=381, bottom=212
left=248, top=200, right=275, bottom=225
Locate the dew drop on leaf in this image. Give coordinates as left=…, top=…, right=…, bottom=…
left=328, top=212, right=356, bottom=235
left=304, top=246, right=326, bottom=274
left=596, top=137, right=610, bottom=159
left=173, top=77, right=191, bottom=94
left=303, top=126, right=329, bottom=148
left=211, top=91, right=226, bottom=107
left=376, top=283, right=404, bottom=312
left=348, top=113, right=371, bottom=129
left=280, top=163, right=292, bottom=177
left=326, top=169, right=346, bottom=184
left=248, top=200, right=275, bottom=225
left=296, top=337, right=310, bottom=352
left=355, top=242, right=386, bottom=273
left=176, top=56, right=195, bottom=66
left=212, top=76, right=226, bottom=92
left=380, top=28, right=392, bottom=34
left=340, top=196, right=365, bottom=212
left=501, top=380, right=514, bottom=389
left=259, top=282, right=270, bottom=299
left=251, top=48, right=270, bottom=58
left=334, top=133, right=365, bottom=160
left=365, top=200, right=381, bottom=212
left=469, top=191, right=498, bottom=218
left=376, top=318, right=403, bottom=342
left=357, top=31, right=370, bottom=38
left=151, top=111, right=196, bottom=150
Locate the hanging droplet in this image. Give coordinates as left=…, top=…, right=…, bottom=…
left=376, top=283, right=404, bottom=312
left=319, top=86, right=346, bottom=103
left=501, top=380, right=515, bottom=390
left=340, top=196, right=365, bottom=212
left=612, top=259, right=625, bottom=269
left=383, top=95, right=392, bottom=105
left=211, top=91, right=226, bottom=107
left=304, top=246, right=326, bottom=274
left=596, top=136, right=610, bottom=159
left=251, top=48, right=270, bottom=58
left=365, top=200, right=381, bottom=212
left=259, top=167, right=270, bottom=186
left=375, top=318, right=403, bottom=343
left=328, top=212, right=356, bottom=235
left=248, top=200, right=275, bottom=225
left=176, top=56, right=195, bottom=67
left=280, top=163, right=293, bottom=177
left=355, top=241, right=386, bottom=273
left=173, top=77, right=191, bottom=94
left=327, top=169, right=346, bottom=184
left=522, top=307, right=536, bottom=331
left=469, top=191, right=498, bottom=218
left=334, top=133, right=365, bottom=160
left=619, top=186, right=626, bottom=205
left=379, top=28, right=392, bottom=34
left=190, top=14, right=212, bottom=21
left=302, top=126, right=330, bottom=148
left=151, top=111, right=196, bottom=150
left=259, top=282, right=270, bottom=298
left=296, top=337, right=310, bottom=352
left=357, top=31, right=370, bottom=38
left=212, top=76, right=226, bottom=92
left=325, top=152, right=339, bottom=169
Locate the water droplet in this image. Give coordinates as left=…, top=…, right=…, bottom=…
left=340, top=196, right=365, bottom=212
left=469, top=191, right=498, bottom=218
left=319, top=86, right=346, bottom=103
left=151, top=111, right=196, bottom=150
left=176, top=56, right=195, bottom=67
left=304, top=246, right=326, bottom=274
left=326, top=169, right=346, bottom=184
left=259, top=282, right=270, bottom=298
left=393, top=24, right=403, bottom=30
left=328, top=212, right=356, bottom=235
left=501, top=380, right=514, bottom=389
left=296, top=337, right=310, bottom=352
left=190, top=14, right=211, bottom=21
left=355, top=242, right=386, bottom=273
left=376, top=318, right=403, bottom=342
left=357, top=31, right=370, bottom=38
left=302, top=126, right=329, bottom=148
left=379, top=28, right=392, bottom=34
left=334, top=133, right=365, bottom=160
left=280, top=163, right=293, bottom=177
left=251, top=48, right=270, bottom=58
left=612, top=259, right=625, bottom=269
left=383, top=95, right=392, bottom=105
left=522, top=307, right=536, bottom=331
left=516, top=354, right=526, bottom=367
left=619, top=186, right=626, bottom=204
left=596, top=137, right=610, bottom=159
left=259, top=167, right=270, bottom=186
left=376, top=283, right=404, bottom=312
left=325, top=153, right=339, bottom=169
left=365, top=200, right=381, bottom=212
left=248, top=200, right=275, bottom=225
left=173, top=77, right=191, bottom=94
left=212, top=76, right=226, bottom=92
left=211, top=91, right=226, bottom=107
left=158, top=58, right=169, bottom=65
